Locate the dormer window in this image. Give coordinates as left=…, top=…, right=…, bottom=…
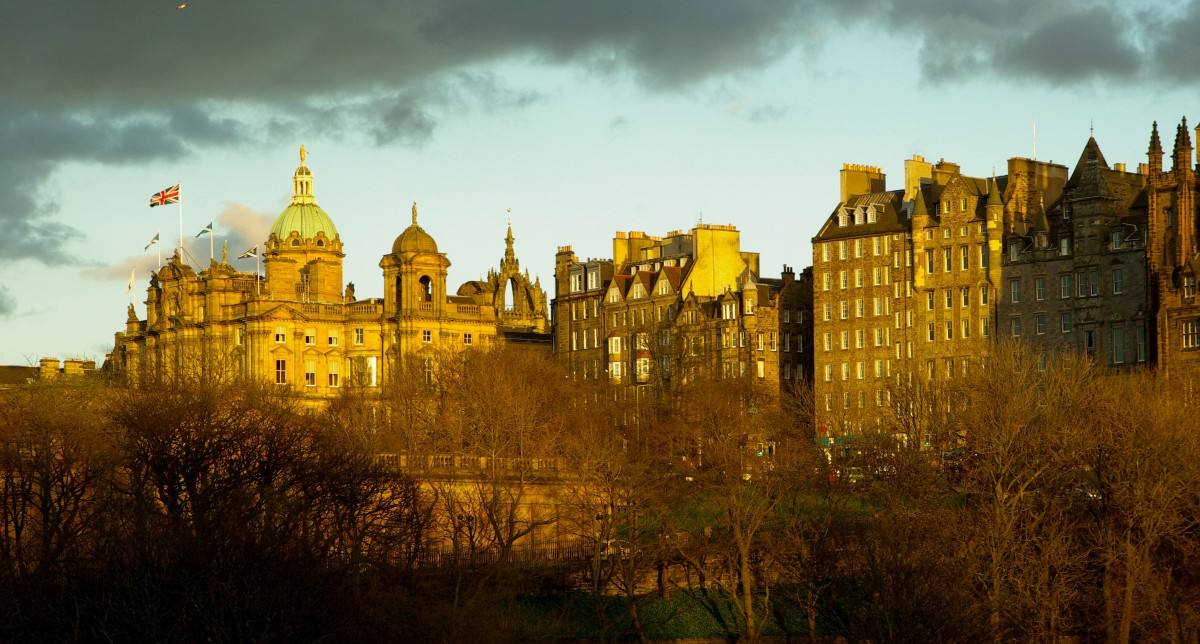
left=838, top=210, right=850, bottom=227
left=291, top=239, right=301, bottom=247
left=866, top=206, right=877, bottom=224
left=316, top=239, right=325, bottom=247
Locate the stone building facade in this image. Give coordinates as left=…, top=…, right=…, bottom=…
left=997, top=138, right=1149, bottom=367
left=108, top=148, right=550, bottom=397
left=552, top=225, right=811, bottom=402
left=1146, top=118, right=1200, bottom=382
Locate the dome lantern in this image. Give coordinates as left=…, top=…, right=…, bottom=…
left=269, top=145, right=339, bottom=242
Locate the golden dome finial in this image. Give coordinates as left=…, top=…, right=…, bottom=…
left=411, top=201, right=418, bottom=226
left=299, top=144, right=307, bottom=164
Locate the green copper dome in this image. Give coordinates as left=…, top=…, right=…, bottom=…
left=269, top=145, right=338, bottom=241
left=270, top=201, right=338, bottom=240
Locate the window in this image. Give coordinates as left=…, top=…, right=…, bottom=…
left=855, top=329, right=864, bottom=349
left=840, top=331, right=849, bottom=350
left=1184, top=320, right=1200, bottom=349
left=756, top=360, right=765, bottom=379
left=1035, top=277, right=1045, bottom=301
left=855, top=239, right=863, bottom=258
left=981, top=286, right=989, bottom=306
left=823, top=333, right=832, bottom=352
left=1010, top=280, right=1020, bottom=303
left=945, top=321, right=953, bottom=340
left=873, top=236, right=881, bottom=255
left=1089, top=269, right=1099, bottom=296
left=1009, top=241, right=1021, bottom=262
left=423, top=358, right=434, bottom=385
left=304, top=329, right=316, bottom=345
left=1061, top=312, right=1073, bottom=333
left=962, top=319, right=971, bottom=338
left=873, top=267, right=881, bottom=286
left=839, top=240, right=847, bottom=260
left=944, top=289, right=953, bottom=309
left=960, top=246, right=969, bottom=270
left=328, top=361, right=340, bottom=387
left=841, top=363, right=849, bottom=381
left=856, top=299, right=865, bottom=318
left=275, top=326, right=286, bottom=343
left=824, top=364, right=832, bottom=382
left=980, top=244, right=988, bottom=268
left=1112, top=267, right=1124, bottom=294
left=1036, top=314, right=1047, bottom=335
left=960, top=197, right=968, bottom=211
left=757, top=333, right=765, bottom=351
left=1112, top=327, right=1125, bottom=364
left=855, top=268, right=864, bottom=288
left=927, top=291, right=935, bottom=311
left=463, top=333, right=473, bottom=345
left=927, top=323, right=935, bottom=342
left=840, top=271, right=848, bottom=289
left=305, top=360, right=316, bottom=387
left=1010, top=317, right=1022, bottom=337
left=925, top=250, right=935, bottom=275
left=328, top=330, right=338, bottom=346
left=354, top=328, right=365, bottom=345
left=982, top=318, right=991, bottom=337
left=1077, top=272, right=1087, bottom=297
left=822, top=244, right=830, bottom=262
left=839, top=301, right=848, bottom=320
left=961, top=287, right=970, bottom=307
left=1111, top=229, right=1123, bottom=249
left=236, top=327, right=245, bottom=346
left=1184, top=275, right=1197, bottom=298
left=1084, top=330, right=1096, bottom=355
left=771, top=332, right=778, bottom=351
left=856, top=362, right=865, bottom=379
left=943, top=248, right=952, bottom=272
left=1059, top=237, right=1071, bottom=256
left=421, top=329, right=433, bottom=343
left=823, top=303, right=831, bottom=321
left=609, top=336, right=621, bottom=353
left=822, top=272, right=830, bottom=291
left=1060, top=275, right=1072, bottom=299
left=1136, top=322, right=1147, bottom=362
left=275, top=359, right=287, bottom=385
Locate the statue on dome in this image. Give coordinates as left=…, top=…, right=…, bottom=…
left=411, top=201, right=418, bottom=225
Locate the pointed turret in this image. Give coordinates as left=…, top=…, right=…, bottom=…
left=1148, top=120, right=1163, bottom=175
left=1174, top=117, right=1193, bottom=173
left=987, top=176, right=1003, bottom=208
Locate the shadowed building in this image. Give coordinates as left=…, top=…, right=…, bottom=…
left=553, top=225, right=811, bottom=418
left=107, top=147, right=549, bottom=396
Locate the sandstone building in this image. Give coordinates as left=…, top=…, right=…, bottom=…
left=108, top=148, right=550, bottom=396
left=552, top=225, right=811, bottom=406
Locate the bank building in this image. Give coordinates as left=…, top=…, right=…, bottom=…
left=107, top=148, right=550, bottom=396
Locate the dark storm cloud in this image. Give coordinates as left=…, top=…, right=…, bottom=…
left=0, top=0, right=1185, bottom=265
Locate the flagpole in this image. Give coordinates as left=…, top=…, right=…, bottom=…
left=209, top=223, right=214, bottom=262
left=256, top=249, right=261, bottom=296
left=178, top=184, right=184, bottom=257
left=157, top=232, right=162, bottom=267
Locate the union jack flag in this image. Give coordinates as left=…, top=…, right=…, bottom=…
left=149, top=184, right=180, bottom=207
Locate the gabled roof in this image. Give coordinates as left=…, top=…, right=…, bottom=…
left=812, top=190, right=907, bottom=242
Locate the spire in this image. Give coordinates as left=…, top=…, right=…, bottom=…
left=987, top=175, right=1003, bottom=208
left=503, top=208, right=517, bottom=266
left=291, top=145, right=314, bottom=204
left=1149, top=121, right=1163, bottom=174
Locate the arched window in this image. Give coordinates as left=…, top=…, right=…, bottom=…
left=316, top=239, right=325, bottom=247
left=506, top=278, right=519, bottom=311
left=395, top=276, right=402, bottom=305
left=419, top=275, right=433, bottom=301
left=291, top=238, right=301, bottom=247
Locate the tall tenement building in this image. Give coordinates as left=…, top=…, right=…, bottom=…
left=108, top=148, right=550, bottom=397
left=552, top=225, right=811, bottom=411
left=812, top=157, right=1061, bottom=436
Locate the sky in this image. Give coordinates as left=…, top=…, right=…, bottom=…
left=1, top=0, right=1199, bottom=364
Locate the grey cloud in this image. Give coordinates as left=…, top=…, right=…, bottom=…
left=0, top=0, right=1190, bottom=268
left=80, top=202, right=273, bottom=281
left=746, top=104, right=790, bottom=124
left=0, top=285, right=15, bottom=317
